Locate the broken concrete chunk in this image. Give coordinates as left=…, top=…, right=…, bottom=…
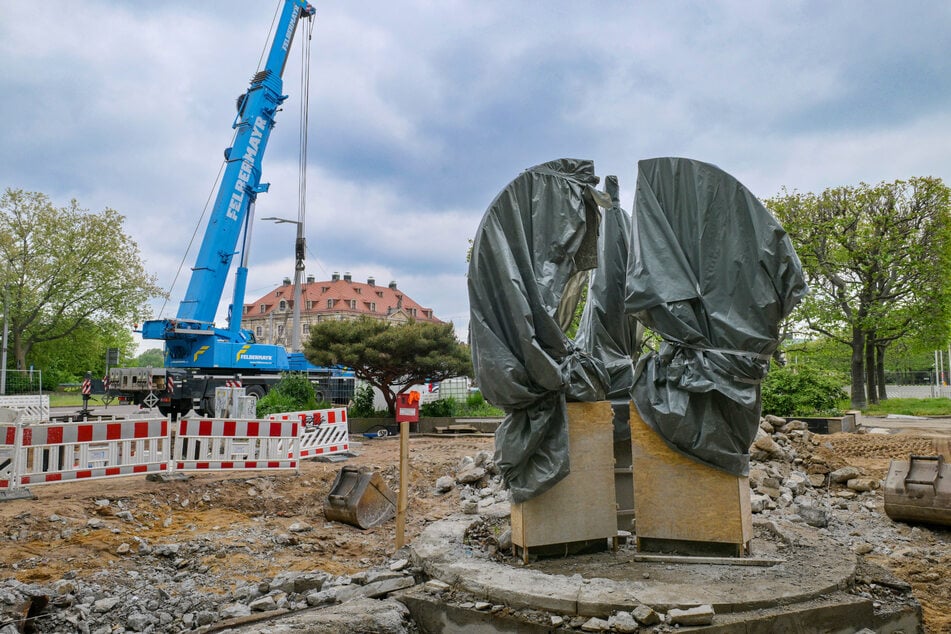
left=632, top=604, right=661, bottom=625
left=829, top=466, right=863, bottom=484
left=668, top=604, right=715, bottom=626
left=846, top=478, right=879, bottom=492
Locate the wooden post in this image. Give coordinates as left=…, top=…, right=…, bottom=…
left=393, top=390, right=420, bottom=551
left=396, top=419, right=409, bottom=549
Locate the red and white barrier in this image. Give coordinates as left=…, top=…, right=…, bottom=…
left=174, top=418, right=300, bottom=472
left=16, top=419, right=170, bottom=486
left=268, top=408, right=350, bottom=459
left=1, top=424, right=22, bottom=490
left=1, top=406, right=353, bottom=492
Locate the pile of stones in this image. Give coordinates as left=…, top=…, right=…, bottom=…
left=0, top=560, right=419, bottom=633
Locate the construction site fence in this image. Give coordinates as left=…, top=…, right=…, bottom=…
left=0, top=394, right=50, bottom=423
left=0, top=407, right=349, bottom=493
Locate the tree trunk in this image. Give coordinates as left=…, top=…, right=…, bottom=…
left=865, top=331, right=878, bottom=405
left=850, top=327, right=867, bottom=409
left=382, top=387, right=397, bottom=416
left=13, top=334, right=28, bottom=370
left=876, top=343, right=888, bottom=401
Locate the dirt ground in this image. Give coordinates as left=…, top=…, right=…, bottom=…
left=0, top=428, right=949, bottom=633
left=809, top=428, right=951, bottom=633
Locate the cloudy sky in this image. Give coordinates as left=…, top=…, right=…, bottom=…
left=3, top=1, right=950, bottom=350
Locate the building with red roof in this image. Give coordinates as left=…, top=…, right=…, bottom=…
left=242, top=272, right=441, bottom=348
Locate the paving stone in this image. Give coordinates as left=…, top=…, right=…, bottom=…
left=669, top=604, right=715, bottom=626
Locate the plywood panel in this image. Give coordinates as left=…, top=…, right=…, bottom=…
left=511, top=401, right=616, bottom=549
left=630, top=404, right=752, bottom=551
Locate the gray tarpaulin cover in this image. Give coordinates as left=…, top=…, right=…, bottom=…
left=574, top=175, right=639, bottom=400
left=573, top=175, right=641, bottom=441
left=626, top=157, right=807, bottom=476
left=468, top=158, right=610, bottom=503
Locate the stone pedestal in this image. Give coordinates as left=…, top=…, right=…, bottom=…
left=630, top=404, right=752, bottom=556
left=511, top=401, right=616, bottom=561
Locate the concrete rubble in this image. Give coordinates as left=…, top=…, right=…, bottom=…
left=0, top=418, right=940, bottom=632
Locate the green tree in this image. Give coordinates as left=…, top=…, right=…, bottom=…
left=28, top=321, right=135, bottom=387
left=0, top=189, right=164, bottom=371
left=305, top=317, right=472, bottom=415
left=768, top=177, right=951, bottom=408
left=129, top=348, right=165, bottom=368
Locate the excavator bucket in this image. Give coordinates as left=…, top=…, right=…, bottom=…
left=323, top=466, right=396, bottom=529
left=883, top=455, right=951, bottom=527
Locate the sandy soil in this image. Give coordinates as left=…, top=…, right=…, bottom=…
left=0, top=429, right=948, bottom=632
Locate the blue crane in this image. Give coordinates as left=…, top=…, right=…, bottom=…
left=142, top=0, right=315, bottom=372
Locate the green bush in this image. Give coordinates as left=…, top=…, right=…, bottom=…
left=349, top=383, right=377, bottom=417
left=255, top=373, right=320, bottom=417
left=761, top=363, right=847, bottom=417
left=421, top=397, right=457, bottom=417
left=466, top=390, right=485, bottom=408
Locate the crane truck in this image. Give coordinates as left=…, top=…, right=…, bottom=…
left=109, top=0, right=352, bottom=418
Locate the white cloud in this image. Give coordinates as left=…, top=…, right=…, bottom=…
left=3, top=0, right=951, bottom=356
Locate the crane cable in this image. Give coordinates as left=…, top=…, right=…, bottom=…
left=298, top=13, right=314, bottom=229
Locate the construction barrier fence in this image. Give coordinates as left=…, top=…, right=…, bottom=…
left=268, top=407, right=350, bottom=459
left=0, top=395, right=51, bottom=424
left=0, top=407, right=350, bottom=493
left=175, top=418, right=299, bottom=472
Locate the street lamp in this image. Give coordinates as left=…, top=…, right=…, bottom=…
left=261, top=216, right=305, bottom=353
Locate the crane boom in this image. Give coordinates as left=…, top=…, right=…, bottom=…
left=142, top=0, right=315, bottom=372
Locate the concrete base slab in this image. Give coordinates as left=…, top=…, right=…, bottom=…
left=0, top=488, right=35, bottom=502
left=409, top=515, right=923, bottom=632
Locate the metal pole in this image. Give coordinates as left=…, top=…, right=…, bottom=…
left=291, top=221, right=304, bottom=353
left=1, top=285, right=8, bottom=396
left=935, top=350, right=940, bottom=397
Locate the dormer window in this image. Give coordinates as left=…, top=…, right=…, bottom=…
left=279, top=300, right=287, bottom=311
left=327, top=299, right=335, bottom=309
left=259, top=304, right=266, bottom=314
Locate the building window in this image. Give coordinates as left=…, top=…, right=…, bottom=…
left=348, top=299, right=357, bottom=310
left=277, top=324, right=284, bottom=336
left=306, top=300, right=313, bottom=310
left=327, top=299, right=335, bottom=309
left=369, top=302, right=376, bottom=312
left=260, top=304, right=266, bottom=314
left=303, top=323, right=310, bottom=334
left=279, top=300, right=287, bottom=311
left=255, top=326, right=263, bottom=337
left=411, top=308, right=417, bottom=317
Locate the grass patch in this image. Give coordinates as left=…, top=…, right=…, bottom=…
left=861, top=398, right=951, bottom=417
left=49, top=392, right=85, bottom=407
left=45, top=392, right=114, bottom=408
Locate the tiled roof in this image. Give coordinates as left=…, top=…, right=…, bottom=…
left=243, top=277, right=441, bottom=322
